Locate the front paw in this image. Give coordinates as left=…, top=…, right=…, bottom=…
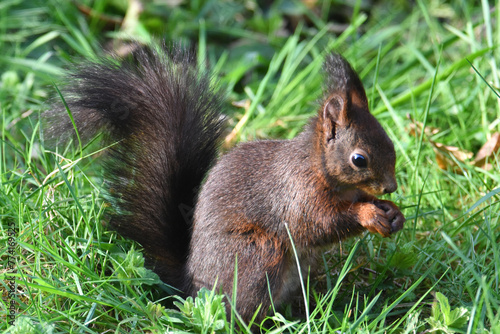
left=356, top=203, right=392, bottom=237
left=373, top=200, right=405, bottom=234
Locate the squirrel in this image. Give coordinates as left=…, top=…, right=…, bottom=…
left=43, top=44, right=405, bottom=323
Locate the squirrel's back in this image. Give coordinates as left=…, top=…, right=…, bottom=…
left=44, top=45, right=225, bottom=288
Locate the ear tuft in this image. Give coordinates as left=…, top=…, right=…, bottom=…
left=323, top=53, right=369, bottom=112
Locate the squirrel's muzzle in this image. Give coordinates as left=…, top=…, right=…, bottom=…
left=382, top=177, right=398, bottom=194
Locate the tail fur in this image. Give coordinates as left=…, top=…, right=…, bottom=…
left=44, top=44, right=225, bottom=288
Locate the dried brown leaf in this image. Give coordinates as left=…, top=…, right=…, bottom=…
left=432, top=142, right=473, bottom=162
left=408, top=118, right=473, bottom=173
left=473, top=132, right=500, bottom=169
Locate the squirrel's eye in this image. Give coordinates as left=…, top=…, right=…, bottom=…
left=351, top=153, right=368, bottom=168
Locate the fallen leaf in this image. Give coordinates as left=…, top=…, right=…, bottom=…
left=473, top=132, right=500, bottom=170
left=409, top=117, right=475, bottom=173
left=433, top=142, right=473, bottom=161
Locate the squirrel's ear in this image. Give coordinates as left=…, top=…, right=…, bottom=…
left=349, top=84, right=368, bottom=111
left=322, top=94, right=347, bottom=143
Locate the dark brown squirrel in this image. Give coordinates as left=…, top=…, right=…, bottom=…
left=43, top=44, right=405, bottom=323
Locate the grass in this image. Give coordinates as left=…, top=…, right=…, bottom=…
left=1, top=0, right=499, bottom=332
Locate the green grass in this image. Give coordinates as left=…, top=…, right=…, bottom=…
left=1, top=0, right=499, bottom=332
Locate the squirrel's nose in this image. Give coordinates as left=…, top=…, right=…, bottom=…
left=383, top=178, right=398, bottom=194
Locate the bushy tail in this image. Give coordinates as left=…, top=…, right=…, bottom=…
left=44, top=44, right=225, bottom=288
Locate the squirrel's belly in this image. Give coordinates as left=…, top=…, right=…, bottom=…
left=275, top=245, right=331, bottom=304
